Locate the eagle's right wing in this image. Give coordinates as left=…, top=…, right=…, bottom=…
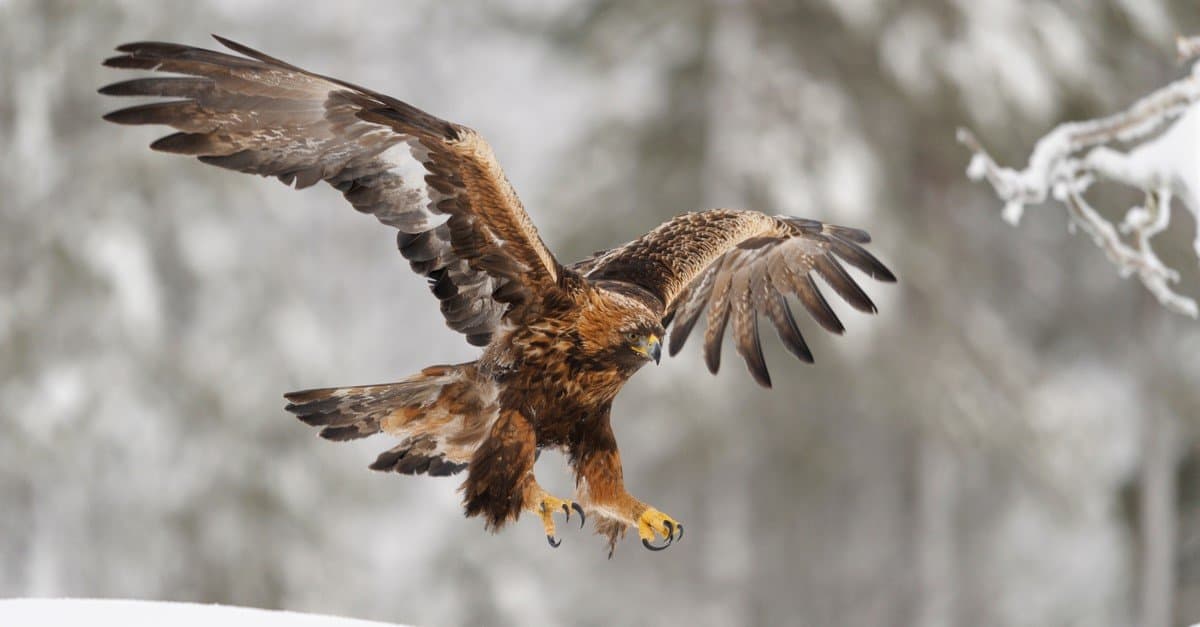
left=101, top=36, right=562, bottom=346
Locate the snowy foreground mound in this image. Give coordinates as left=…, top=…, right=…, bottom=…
left=0, top=599, right=408, bottom=627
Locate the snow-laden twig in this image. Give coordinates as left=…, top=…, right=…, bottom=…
left=958, top=36, right=1200, bottom=318
left=1178, top=34, right=1200, bottom=62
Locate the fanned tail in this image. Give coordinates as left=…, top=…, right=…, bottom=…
left=284, top=363, right=497, bottom=477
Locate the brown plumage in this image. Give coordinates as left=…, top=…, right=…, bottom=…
left=101, top=36, right=897, bottom=556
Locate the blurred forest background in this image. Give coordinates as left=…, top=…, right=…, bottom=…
left=3, top=1, right=1200, bottom=625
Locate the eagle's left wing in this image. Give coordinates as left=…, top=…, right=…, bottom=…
left=101, top=37, right=561, bottom=346
left=579, top=210, right=896, bottom=387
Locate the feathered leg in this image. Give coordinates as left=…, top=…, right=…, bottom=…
left=461, top=409, right=581, bottom=546
left=570, top=416, right=682, bottom=557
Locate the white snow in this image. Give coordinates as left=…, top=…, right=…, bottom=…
left=0, top=599, right=408, bottom=627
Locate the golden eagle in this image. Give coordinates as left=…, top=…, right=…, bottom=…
left=101, top=36, right=896, bottom=556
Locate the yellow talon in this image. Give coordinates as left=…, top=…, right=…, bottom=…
left=637, top=507, right=682, bottom=551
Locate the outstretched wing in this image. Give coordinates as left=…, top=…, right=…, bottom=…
left=101, top=36, right=561, bottom=346
left=580, top=210, right=896, bottom=387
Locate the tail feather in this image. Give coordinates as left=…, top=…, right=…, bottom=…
left=368, top=435, right=468, bottom=476
left=284, top=363, right=495, bottom=477
left=284, top=384, right=398, bottom=440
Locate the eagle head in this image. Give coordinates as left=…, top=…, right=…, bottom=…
left=616, top=320, right=664, bottom=368
left=578, top=286, right=665, bottom=372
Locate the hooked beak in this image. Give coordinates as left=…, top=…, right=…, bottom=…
left=636, top=334, right=662, bottom=364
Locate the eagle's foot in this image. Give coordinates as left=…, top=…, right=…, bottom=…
left=637, top=507, right=683, bottom=551
left=527, top=487, right=585, bottom=548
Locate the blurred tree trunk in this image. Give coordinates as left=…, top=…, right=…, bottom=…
left=1140, top=408, right=1180, bottom=627
left=917, top=436, right=957, bottom=627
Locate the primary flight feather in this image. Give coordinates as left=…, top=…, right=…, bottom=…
left=101, top=36, right=896, bottom=556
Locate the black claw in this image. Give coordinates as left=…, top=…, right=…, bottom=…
left=547, top=534, right=562, bottom=548
left=641, top=519, right=678, bottom=551
left=642, top=536, right=672, bottom=551
left=572, top=502, right=586, bottom=528
left=675, top=523, right=684, bottom=542
left=562, top=503, right=570, bottom=522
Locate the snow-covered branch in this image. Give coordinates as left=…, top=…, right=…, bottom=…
left=958, top=35, right=1200, bottom=317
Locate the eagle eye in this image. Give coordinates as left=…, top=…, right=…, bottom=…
left=626, top=331, right=640, bottom=342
